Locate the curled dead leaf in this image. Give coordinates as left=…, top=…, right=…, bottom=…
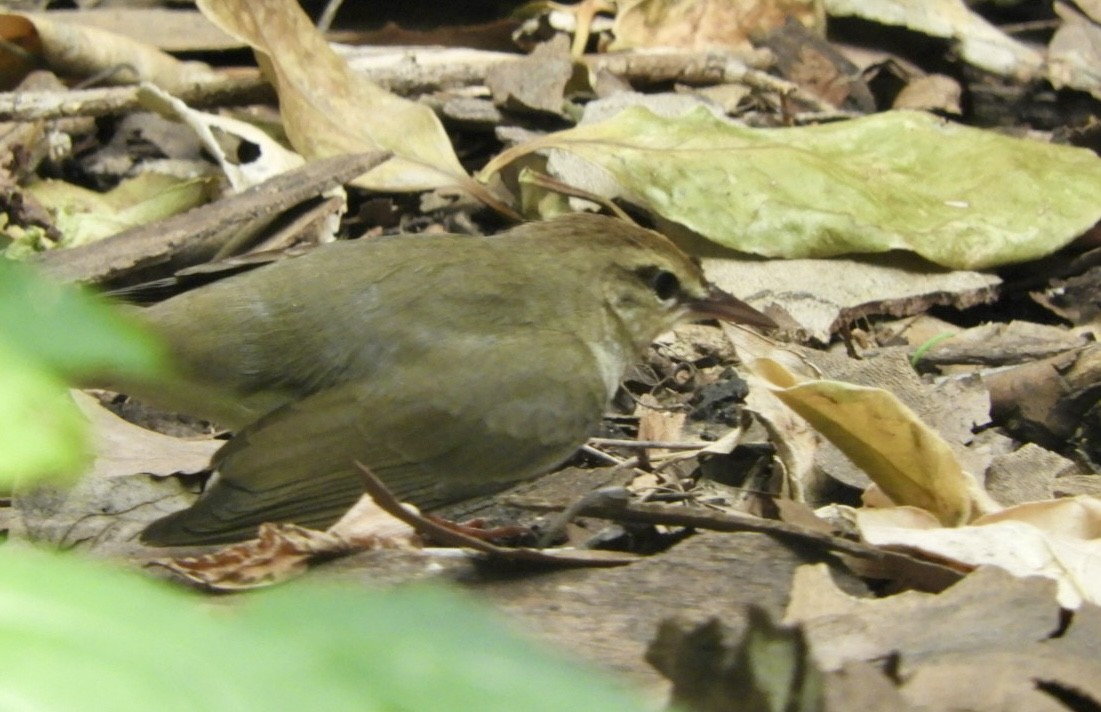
left=749, top=357, right=982, bottom=525
left=195, top=0, right=475, bottom=196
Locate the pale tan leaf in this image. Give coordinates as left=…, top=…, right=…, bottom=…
left=974, top=496, right=1101, bottom=540
left=857, top=515, right=1101, bottom=608
left=822, top=0, right=1043, bottom=79
left=136, top=83, right=304, bottom=191
left=41, top=8, right=237, bottom=52
left=1048, top=3, right=1101, bottom=100
left=19, top=12, right=222, bottom=91
left=73, top=390, right=220, bottom=479
left=195, top=0, right=467, bottom=192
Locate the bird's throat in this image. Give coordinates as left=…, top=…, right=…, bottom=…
left=587, top=304, right=650, bottom=402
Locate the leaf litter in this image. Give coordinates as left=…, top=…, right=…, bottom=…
left=5, top=0, right=1101, bottom=708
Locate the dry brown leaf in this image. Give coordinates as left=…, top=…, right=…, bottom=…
left=785, top=563, right=1061, bottom=670
left=0, top=15, right=41, bottom=85
left=148, top=523, right=359, bottom=590
left=195, top=0, right=469, bottom=193
left=41, top=8, right=238, bottom=52
left=150, top=495, right=422, bottom=590
left=7, top=391, right=220, bottom=548
left=73, top=391, right=220, bottom=479
left=16, top=12, right=222, bottom=92
left=611, top=0, right=824, bottom=52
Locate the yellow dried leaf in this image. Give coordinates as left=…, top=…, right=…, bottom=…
left=751, top=357, right=973, bottom=525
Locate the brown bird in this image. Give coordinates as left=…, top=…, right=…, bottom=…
left=118, top=213, right=773, bottom=545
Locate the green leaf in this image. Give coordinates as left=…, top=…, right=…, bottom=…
left=0, top=259, right=166, bottom=483
left=26, top=174, right=216, bottom=251
left=0, top=258, right=165, bottom=382
left=0, top=546, right=643, bottom=712
left=487, top=107, right=1101, bottom=269
left=0, top=342, right=89, bottom=484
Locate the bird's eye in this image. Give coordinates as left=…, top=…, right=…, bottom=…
left=648, top=269, right=681, bottom=301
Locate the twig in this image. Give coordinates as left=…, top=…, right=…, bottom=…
left=355, top=461, right=637, bottom=567
left=588, top=437, right=714, bottom=450
left=568, top=496, right=964, bottom=591
left=316, top=0, right=346, bottom=33
left=0, top=49, right=788, bottom=122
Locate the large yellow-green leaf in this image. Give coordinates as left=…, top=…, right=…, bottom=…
left=484, top=107, right=1101, bottom=269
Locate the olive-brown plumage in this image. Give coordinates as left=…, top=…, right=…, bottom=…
left=122, top=213, right=772, bottom=545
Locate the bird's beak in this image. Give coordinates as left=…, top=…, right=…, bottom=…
left=687, top=285, right=777, bottom=329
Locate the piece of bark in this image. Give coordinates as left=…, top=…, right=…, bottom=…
left=485, top=35, right=574, bottom=116
left=759, top=18, right=876, bottom=113
left=984, top=443, right=1077, bottom=506
left=701, top=252, right=1000, bottom=344
left=1033, top=263, right=1101, bottom=327
left=31, top=152, right=388, bottom=286
left=986, top=343, right=1101, bottom=446
left=785, top=564, right=1061, bottom=672
left=918, top=321, right=1091, bottom=367
left=0, top=78, right=276, bottom=122
left=648, top=610, right=909, bottom=712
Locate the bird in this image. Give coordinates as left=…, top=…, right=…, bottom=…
left=114, top=212, right=774, bottom=545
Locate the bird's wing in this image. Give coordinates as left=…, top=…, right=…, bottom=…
left=141, top=331, right=610, bottom=545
